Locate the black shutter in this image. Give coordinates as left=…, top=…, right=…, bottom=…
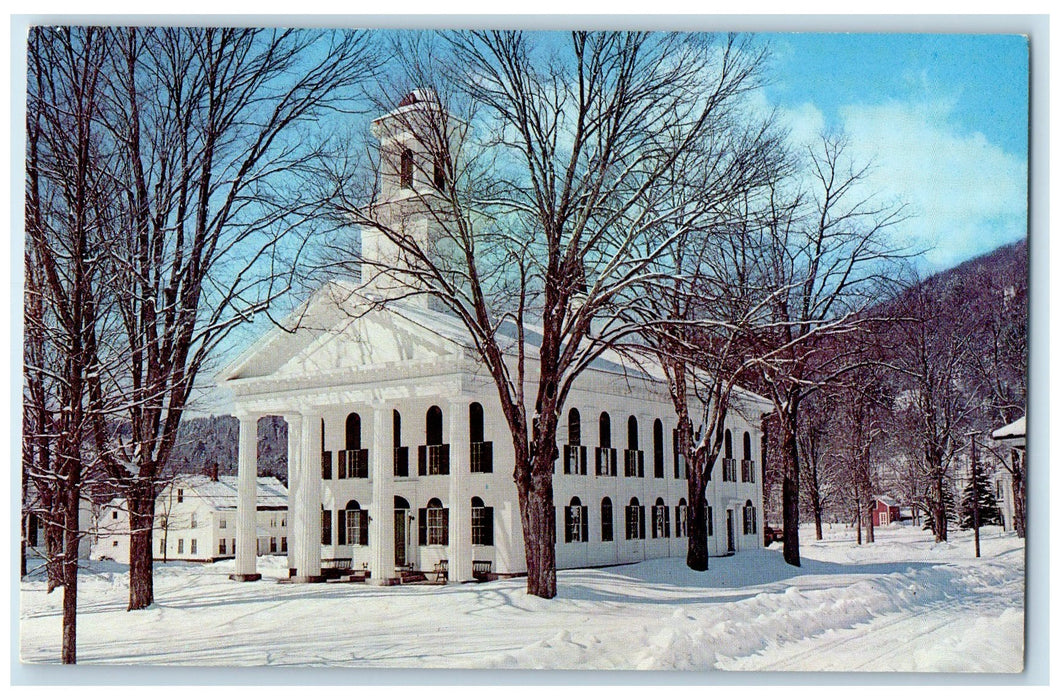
left=652, top=507, right=658, bottom=538
left=564, top=507, right=573, bottom=543
left=337, top=510, right=347, bottom=546
left=418, top=445, right=427, bottom=476
left=322, top=510, right=332, bottom=545
left=418, top=508, right=427, bottom=545
left=484, top=507, right=494, bottom=546
left=580, top=505, right=588, bottom=542
left=359, top=511, right=369, bottom=545
left=639, top=506, right=646, bottom=540
left=441, top=508, right=449, bottom=546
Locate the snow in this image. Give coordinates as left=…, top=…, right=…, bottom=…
left=19, top=524, right=1024, bottom=672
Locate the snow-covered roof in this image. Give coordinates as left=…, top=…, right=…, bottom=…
left=990, top=416, right=1025, bottom=442
left=218, top=280, right=771, bottom=413
left=872, top=495, right=898, bottom=507
left=174, top=474, right=288, bottom=511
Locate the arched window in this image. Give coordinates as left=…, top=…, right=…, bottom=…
left=601, top=497, right=614, bottom=542
left=321, top=418, right=332, bottom=480
left=625, top=497, right=645, bottom=540
left=653, top=419, right=664, bottom=478
left=426, top=405, right=443, bottom=445
left=345, top=413, right=362, bottom=450
left=568, top=408, right=581, bottom=445
left=469, top=402, right=485, bottom=443
left=471, top=496, right=493, bottom=546
left=599, top=412, right=611, bottom=447
left=743, top=431, right=752, bottom=461
left=400, top=147, right=414, bottom=189
left=393, top=410, right=409, bottom=477
left=743, top=499, right=758, bottom=535
left=627, top=416, right=639, bottom=450
left=433, top=155, right=446, bottom=190
left=652, top=497, right=670, bottom=538
left=339, top=499, right=368, bottom=546
left=676, top=497, right=688, bottom=538
left=394, top=495, right=410, bottom=510
left=342, top=412, right=368, bottom=478
left=724, top=429, right=733, bottom=459
left=419, top=497, right=449, bottom=545
left=564, top=496, right=588, bottom=543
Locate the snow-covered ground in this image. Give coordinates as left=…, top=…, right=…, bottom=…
left=19, top=523, right=1024, bottom=672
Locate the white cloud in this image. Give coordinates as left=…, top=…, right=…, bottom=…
left=774, top=98, right=1027, bottom=271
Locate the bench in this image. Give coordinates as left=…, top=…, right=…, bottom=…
left=472, top=560, right=493, bottom=581
left=433, top=559, right=449, bottom=583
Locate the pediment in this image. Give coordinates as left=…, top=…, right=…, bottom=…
left=220, top=283, right=463, bottom=383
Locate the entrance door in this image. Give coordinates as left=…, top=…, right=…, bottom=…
left=726, top=510, right=735, bottom=553
left=394, top=509, right=408, bottom=567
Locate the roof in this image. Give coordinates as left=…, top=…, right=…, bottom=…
left=218, top=280, right=772, bottom=413
left=872, top=495, right=898, bottom=507
left=174, top=474, right=288, bottom=511
left=991, top=416, right=1026, bottom=442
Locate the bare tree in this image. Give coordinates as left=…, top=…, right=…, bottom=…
left=25, top=26, right=118, bottom=663
left=889, top=274, right=982, bottom=543
left=638, top=157, right=790, bottom=570
left=316, top=31, right=767, bottom=597
left=743, top=134, right=906, bottom=566
left=78, top=27, right=379, bottom=611
left=797, top=391, right=844, bottom=541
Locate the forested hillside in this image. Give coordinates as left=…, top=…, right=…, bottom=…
left=165, top=415, right=289, bottom=485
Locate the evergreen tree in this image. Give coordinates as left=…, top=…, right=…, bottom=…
left=960, top=469, right=1001, bottom=529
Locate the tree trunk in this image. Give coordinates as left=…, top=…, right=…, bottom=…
left=127, top=484, right=156, bottom=610
left=685, top=450, right=710, bottom=571
left=61, top=482, right=80, bottom=664
left=778, top=411, right=801, bottom=566
left=1011, top=449, right=1026, bottom=538
left=931, top=469, right=948, bottom=543
left=45, top=516, right=64, bottom=593
left=518, top=449, right=557, bottom=599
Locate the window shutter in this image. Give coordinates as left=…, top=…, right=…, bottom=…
left=651, top=507, right=658, bottom=538
left=418, top=508, right=427, bottom=545
left=563, top=507, right=573, bottom=543
left=322, top=510, right=332, bottom=545
left=639, top=506, right=646, bottom=540
left=485, top=507, right=494, bottom=546
left=337, top=510, right=347, bottom=546
left=442, top=508, right=449, bottom=546
left=359, top=510, right=369, bottom=545
left=418, top=446, right=427, bottom=476
left=580, top=505, right=588, bottom=542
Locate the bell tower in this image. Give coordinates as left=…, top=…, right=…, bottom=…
left=360, top=90, right=463, bottom=308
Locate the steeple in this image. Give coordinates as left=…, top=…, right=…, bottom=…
left=359, top=90, right=463, bottom=309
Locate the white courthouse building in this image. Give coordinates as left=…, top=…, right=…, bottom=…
left=218, top=95, right=770, bottom=585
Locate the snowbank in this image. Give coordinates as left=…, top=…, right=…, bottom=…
left=19, top=524, right=1024, bottom=672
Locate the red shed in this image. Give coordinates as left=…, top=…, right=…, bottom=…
left=870, top=496, right=901, bottom=527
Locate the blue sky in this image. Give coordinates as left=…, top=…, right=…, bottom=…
left=754, top=32, right=1029, bottom=272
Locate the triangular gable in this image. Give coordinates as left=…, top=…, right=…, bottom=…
left=219, top=282, right=463, bottom=383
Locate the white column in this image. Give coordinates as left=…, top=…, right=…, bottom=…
left=447, top=398, right=472, bottom=582
left=369, top=404, right=396, bottom=584
left=232, top=413, right=261, bottom=581
left=285, top=414, right=303, bottom=577
left=298, top=413, right=323, bottom=580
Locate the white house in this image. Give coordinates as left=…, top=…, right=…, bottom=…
left=990, top=415, right=1025, bottom=533
left=93, top=471, right=289, bottom=564
left=217, top=95, right=771, bottom=585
